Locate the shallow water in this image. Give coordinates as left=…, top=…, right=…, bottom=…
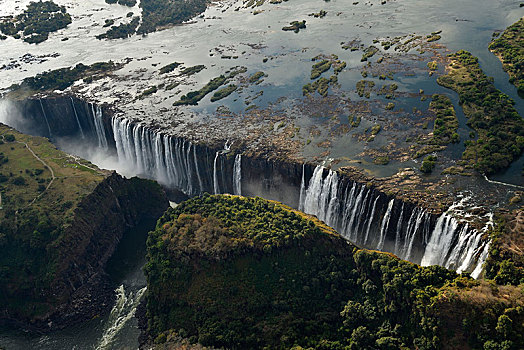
left=0, top=0, right=523, bottom=347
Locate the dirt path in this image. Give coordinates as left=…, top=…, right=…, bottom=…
left=1, top=133, right=57, bottom=207
left=18, top=140, right=56, bottom=206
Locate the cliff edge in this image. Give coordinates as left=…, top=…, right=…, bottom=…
left=0, top=123, right=169, bottom=331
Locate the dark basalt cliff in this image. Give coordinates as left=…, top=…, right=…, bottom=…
left=3, top=96, right=492, bottom=275
left=0, top=172, right=169, bottom=332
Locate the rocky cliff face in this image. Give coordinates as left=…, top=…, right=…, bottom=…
left=1, top=172, right=169, bottom=331
left=0, top=96, right=492, bottom=277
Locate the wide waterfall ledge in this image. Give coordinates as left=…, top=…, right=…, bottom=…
left=0, top=97, right=491, bottom=278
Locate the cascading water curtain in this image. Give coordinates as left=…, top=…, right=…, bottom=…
left=299, top=165, right=490, bottom=277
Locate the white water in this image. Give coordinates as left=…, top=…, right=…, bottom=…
left=421, top=214, right=459, bottom=266
left=95, top=285, right=146, bottom=350
left=298, top=165, right=490, bottom=276
left=91, top=103, right=108, bottom=149
left=402, top=209, right=426, bottom=262
left=213, top=151, right=220, bottom=194
left=40, top=110, right=493, bottom=276
left=111, top=116, right=203, bottom=195
left=233, top=154, right=242, bottom=195
left=70, top=97, right=85, bottom=139
left=38, top=99, right=52, bottom=138
left=394, top=203, right=405, bottom=255
left=377, top=199, right=394, bottom=251
left=364, top=197, right=379, bottom=245
left=421, top=208, right=489, bottom=275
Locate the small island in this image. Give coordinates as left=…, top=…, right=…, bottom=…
left=0, top=1, right=72, bottom=44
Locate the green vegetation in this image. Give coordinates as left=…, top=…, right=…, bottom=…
left=427, top=60, right=438, bottom=71
left=173, top=75, right=227, bottom=106
left=373, top=155, right=389, bottom=165
left=248, top=71, right=265, bottom=83
left=485, top=214, right=524, bottom=286
left=145, top=194, right=524, bottom=350
left=385, top=102, right=395, bottom=110
left=140, top=85, right=158, bottom=98
left=420, top=154, right=437, bottom=173
left=159, top=62, right=182, bottom=74
left=428, top=94, right=459, bottom=145
left=303, top=55, right=345, bottom=96
left=308, top=10, right=327, bottom=18
left=437, top=50, right=524, bottom=174
left=370, top=124, right=381, bottom=135
left=210, top=84, right=237, bottom=102
left=180, top=64, right=206, bottom=76
left=361, top=45, right=379, bottom=61
left=426, top=34, right=441, bottom=42
left=0, top=1, right=72, bottom=44
left=0, top=124, right=167, bottom=324
left=356, top=80, right=375, bottom=98
left=96, top=16, right=139, bottom=39
left=105, top=0, right=137, bottom=6
left=310, top=59, right=332, bottom=79
left=173, top=66, right=247, bottom=105
left=489, top=18, right=524, bottom=97
left=103, top=18, right=115, bottom=27
left=303, top=77, right=331, bottom=97
left=411, top=94, right=459, bottom=159
left=11, top=61, right=117, bottom=93
left=282, top=20, right=306, bottom=33
left=137, top=0, right=208, bottom=34
left=333, top=60, right=346, bottom=74
left=377, top=83, right=397, bottom=97
left=0, top=125, right=105, bottom=318
left=350, top=115, right=361, bottom=127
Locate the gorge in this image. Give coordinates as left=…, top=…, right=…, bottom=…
left=0, top=0, right=523, bottom=348
left=1, top=96, right=491, bottom=277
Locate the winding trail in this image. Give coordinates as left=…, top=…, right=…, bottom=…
left=18, top=139, right=56, bottom=207
left=1, top=133, right=57, bottom=206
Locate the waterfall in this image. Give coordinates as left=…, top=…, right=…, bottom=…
left=213, top=152, right=220, bottom=194
left=67, top=112, right=491, bottom=276
left=297, top=164, right=489, bottom=276
left=233, top=154, right=242, bottom=195
left=298, top=164, right=306, bottom=211
left=70, top=97, right=85, bottom=138
left=402, top=209, right=426, bottom=261
left=193, top=144, right=204, bottom=193
left=345, top=185, right=366, bottom=242
left=471, top=242, right=490, bottom=279
left=394, top=203, right=405, bottom=254
left=110, top=116, right=205, bottom=195
left=91, top=103, right=108, bottom=149
left=301, top=165, right=339, bottom=223
left=420, top=207, right=488, bottom=274
left=364, top=197, right=378, bottom=245
left=377, top=199, right=394, bottom=250
left=39, top=99, right=52, bottom=138
left=421, top=214, right=458, bottom=266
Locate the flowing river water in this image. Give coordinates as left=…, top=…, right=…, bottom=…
left=0, top=0, right=523, bottom=348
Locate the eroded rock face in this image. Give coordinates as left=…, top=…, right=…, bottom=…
left=2, top=97, right=493, bottom=276
left=1, top=172, right=169, bottom=331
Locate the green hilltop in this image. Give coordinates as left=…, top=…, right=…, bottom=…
left=144, top=194, right=524, bottom=350
left=0, top=123, right=168, bottom=326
